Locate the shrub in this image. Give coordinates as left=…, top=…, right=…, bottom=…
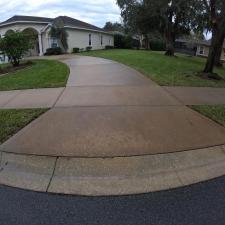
left=0, top=32, right=33, bottom=67
left=72, top=48, right=80, bottom=53
left=149, top=40, right=166, bottom=51
left=45, top=47, right=62, bottom=55
left=105, top=45, right=114, bottom=50
left=86, top=46, right=92, bottom=51
left=114, top=34, right=140, bottom=49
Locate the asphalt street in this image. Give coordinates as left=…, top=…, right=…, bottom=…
left=1, top=176, right=225, bottom=225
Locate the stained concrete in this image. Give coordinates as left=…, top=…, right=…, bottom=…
left=66, top=61, right=155, bottom=87
left=1, top=106, right=225, bottom=157
left=0, top=152, right=56, bottom=192
left=0, top=90, right=21, bottom=107
left=165, top=87, right=225, bottom=105
left=3, top=88, right=64, bottom=109
left=56, top=86, right=180, bottom=107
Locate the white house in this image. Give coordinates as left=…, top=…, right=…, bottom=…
left=196, top=39, right=225, bottom=61
left=0, top=15, right=114, bottom=57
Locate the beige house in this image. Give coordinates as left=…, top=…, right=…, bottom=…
left=196, top=40, right=225, bottom=61
left=0, top=15, right=114, bottom=56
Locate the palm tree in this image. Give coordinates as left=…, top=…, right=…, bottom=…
left=49, top=25, right=68, bottom=52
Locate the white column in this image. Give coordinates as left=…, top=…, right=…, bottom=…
left=38, top=33, right=43, bottom=56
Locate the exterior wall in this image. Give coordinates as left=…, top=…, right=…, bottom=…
left=66, top=28, right=114, bottom=52
left=0, top=23, right=46, bottom=36
left=0, top=23, right=114, bottom=56
left=0, top=23, right=48, bottom=56
left=196, top=44, right=225, bottom=61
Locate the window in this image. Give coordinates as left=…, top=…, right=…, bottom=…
left=101, top=35, right=103, bottom=46
left=199, top=46, right=204, bottom=55
left=89, top=34, right=92, bottom=46
left=50, top=37, right=58, bottom=48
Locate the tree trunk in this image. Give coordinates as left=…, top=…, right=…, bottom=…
left=214, top=30, right=225, bottom=67
left=204, top=0, right=225, bottom=73
left=203, top=32, right=217, bottom=73
left=214, top=45, right=223, bottom=67
left=165, top=30, right=175, bottom=56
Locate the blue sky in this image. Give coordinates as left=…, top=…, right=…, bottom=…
left=0, top=0, right=121, bottom=28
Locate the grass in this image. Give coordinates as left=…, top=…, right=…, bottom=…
left=191, top=105, right=225, bottom=127
left=0, top=108, right=48, bottom=144
left=0, top=60, right=70, bottom=91
left=80, top=49, right=225, bottom=87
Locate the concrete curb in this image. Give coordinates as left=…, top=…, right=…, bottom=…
left=0, top=145, right=225, bottom=196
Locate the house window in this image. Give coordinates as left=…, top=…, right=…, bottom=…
left=199, top=46, right=204, bottom=55
left=89, top=34, right=92, bottom=46
left=50, top=37, right=58, bottom=48
left=101, top=35, right=103, bottom=46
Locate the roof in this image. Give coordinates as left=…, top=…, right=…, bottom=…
left=0, top=15, right=106, bottom=33
left=55, top=16, right=104, bottom=32
left=0, top=15, right=53, bottom=25
left=197, top=39, right=225, bottom=49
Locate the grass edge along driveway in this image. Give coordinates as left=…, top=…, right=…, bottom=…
left=0, top=108, right=48, bottom=144
left=80, top=49, right=225, bottom=88
left=191, top=105, right=225, bottom=127
left=0, top=59, right=70, bottom=91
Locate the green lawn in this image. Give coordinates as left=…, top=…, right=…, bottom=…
left=191, top=105, right=225, bottom=127
left=81, top=49, right=225, bottom=87
left=0, top=109, right=48, bottom=144
left=0, top=60, right=70, bottom=91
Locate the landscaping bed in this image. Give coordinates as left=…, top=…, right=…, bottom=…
left=81, top=49, right=225, bottom=88
left=0, top=108, right=48, bottom=144
left=0, top=59, right=70, bottom=91
left=0, top=61, right=33, bottom=77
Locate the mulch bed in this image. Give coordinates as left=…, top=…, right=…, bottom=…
left=0, top=61, right=33, bottom=76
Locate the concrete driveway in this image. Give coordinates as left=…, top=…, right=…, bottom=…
left=1, top=56, right=225, bottom=157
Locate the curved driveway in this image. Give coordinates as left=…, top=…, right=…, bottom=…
left=0, top=55, right=225, bottom=157
left=0, top=55, right=225, bottom=196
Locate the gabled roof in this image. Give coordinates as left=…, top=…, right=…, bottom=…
left=0, top=15, right=106, bottom=33
left=55, top=16, right=104, bottom=32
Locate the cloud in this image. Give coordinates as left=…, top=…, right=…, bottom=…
left=0, top=0, right=121, bottom=27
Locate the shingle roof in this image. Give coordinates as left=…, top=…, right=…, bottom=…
left=55, top=16, right=104, bottom=32
left=0, top=15, right=53, bottom=25
left=0, top=15, right=105, bottom=32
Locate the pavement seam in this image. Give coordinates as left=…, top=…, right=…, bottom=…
left=161, top=86, right=185, bottom=105
left=54, top=104, right=183, bottom=109
left=46, top=156, right=58, bottom=192
left=52, top=88, right=66, bottom=108
left=0, top=151, right=2, bottom=172
left=1, top=90, right=22, bottom=108
left=167, top=154, right=185, bottom=186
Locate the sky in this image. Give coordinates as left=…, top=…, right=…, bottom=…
left=0, top=0, right=121, bottom=28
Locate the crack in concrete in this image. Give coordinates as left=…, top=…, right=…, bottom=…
left=46, top=157, right=58, bottom=192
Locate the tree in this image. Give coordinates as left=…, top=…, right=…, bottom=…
left=103, top=22, right=124, bottom=32
left=117, top=0, right=198, bottom=56
left=203, top=0, right=225, bottom=75
left=0, top=32, right=32, bottom=67
left=50, top=19, right=68, bottom=52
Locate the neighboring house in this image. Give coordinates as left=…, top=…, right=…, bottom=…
left=0, top=15, right=114, bottom=56
left=196, top=39, right=225, bottom=61
left=175, top=39, right=197, bottom=56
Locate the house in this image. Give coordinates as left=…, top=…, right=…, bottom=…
left=0, top=15, right=114, bottom=56
left=175, top=38, right=197, bottom=56
left=196, top=39, right=225, bottom=61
